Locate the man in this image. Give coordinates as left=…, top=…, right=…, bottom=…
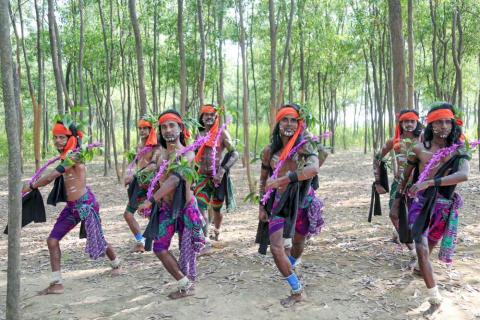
left=194, top=104, right=239, bottom=241
left=393, top=103, right=469, bottom=314
left=138, top=110, right=205, bottom=299
left=373, top=109, right=422, bottom=255
left=258, top=104, right=325, bottom=307
left=21, top=118, right=121, bottom=295
left=123, top=116, right=161, bottom=252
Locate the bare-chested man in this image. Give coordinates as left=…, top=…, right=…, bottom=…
left=258, top=104, right=325, bottom=307
left=123, top=116, right=161, bottom=252
left=138, top=110, right=205, bottom=299
left=393, top=103, right=469, bottom=314
left=22, top=119, right=121, bottom=295
left=194, top=104, right=239, bottom=242
left=373, top=109, right=422, bottom=255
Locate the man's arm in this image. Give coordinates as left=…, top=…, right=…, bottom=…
left=396, top=143, right=421, bottom=195
left=22, top=167, right=63, bottom=193
left=221, top=131, right=239, bottom=169
left=408, top=155, right=469, bottom=195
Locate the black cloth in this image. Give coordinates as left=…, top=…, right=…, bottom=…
left=127, top=176, right=141, bottom=207
left=411, top=154, right=468, bottom=243
left=397, top=194, right=412, bottom=243
left=214, top=151, right=234, bottom=211
left=4, top=189, right=46, bottom=234
left=367, top=160, right=389, bottom=222
left=47, top=175, right=67, bottom=206
left=143, top=173, right=187, bottom=251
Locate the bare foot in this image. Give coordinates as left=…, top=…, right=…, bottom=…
left=423, top=301, right=441, bottom=318
left=209, top=229, right=220, bottom=241
left=280, top=291, right=307, bottom=308
left=111, top=267, right=122, bottom=277
left=198, top=243, right=213, bottom=257
left=408, top=257, right=417, bottom=269
left=391, top=230, right=400, bottom=244
left=132, top=242, right=145, bottom=253
left=38, top=283, right=64, bottom=295
left=412, top=267, right=423, bottom=277
left=167, top=286, right=195, bottom=300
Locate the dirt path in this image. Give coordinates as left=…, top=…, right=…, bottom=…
left=0, top=150, right=479, bottom=319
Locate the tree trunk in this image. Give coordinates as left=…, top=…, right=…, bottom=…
left=0, top=0, right=22, bottom=317
left=407, top=0, right=414, bottom=109
left=276, top=0, right=295, bottom=107
left=34, top=0, right=44, bottom=163
left=177, top=0, right=187, bottom=115
left=78, top=0, right=85, bottom=120
left=47, top=0, right=64, bottom=114
left=268, top=0, right=277, bottom=128
left=237, top=0, right=254, bottom=192
left=451, top=5, right=463, bottom=110
left=128, top=0, right=147, bottom=116
left=429, top=0, right=441, bottom=99
left=249, top=1, right=259, bottom=157
left=217, top=0, right=225, bottom=111
left=388, top=0, right=407, bottom=114
left=197, top=0, right=206, bottom=107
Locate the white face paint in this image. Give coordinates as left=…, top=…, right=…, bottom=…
left=279, top=115, right=298, bottom=138
left=160, top=120, right=181, bottom=143
left=401, top=119, right=417, bottom=133
left=432, top=119, right=452, bottom=139
left=202, top=112, right=216, bottom=126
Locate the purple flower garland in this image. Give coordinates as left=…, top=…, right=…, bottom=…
left=211, top=118, right=232, bottom=178
left=416, top=140, right=480, bottom=186
left=126, top=145, right=154, bottom=177
left=141, top=134, right=211, bottom=217
left=260, top=131, right=331, bottom=205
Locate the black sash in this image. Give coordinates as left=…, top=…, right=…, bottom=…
left=367, top=160, right=389, bottom=222
left=47, top=176, right=67, bottom=206
left=4, top=189, right=46, bottom=234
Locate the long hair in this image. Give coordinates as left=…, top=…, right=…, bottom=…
left=158, top=109, right=187, bottom=148
left=423, top=103, right=462, bottom=149
left=269, top=104, right=303, bottom=161
left=398, top=109, right=422, bottom=137
left=198, top=103, right=216, bottom=132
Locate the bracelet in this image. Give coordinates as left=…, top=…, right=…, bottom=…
left=395, top=192, right=404, bottom=199
left=288, top=171, right=298, bottom=183
left=148, top=196, right=156, bottom=204
left=29, top=181, right=37, bottom=190
left=434, top=177, right=442, bottom=187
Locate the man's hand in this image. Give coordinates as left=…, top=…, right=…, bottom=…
left=21, top=182, right=32, bottom=194
left=258, top=206, right=268, bottom=222
left=137, top=200, right=152, bottom=216
left=213, top=167, right=225, bottom=186
left=408, top=180, right=432, bottom=197
left=124, top=175, right=133, bottom=187
left=265, top=176, right=289, bottom=190
left=374, top=182, right=387, bottom=194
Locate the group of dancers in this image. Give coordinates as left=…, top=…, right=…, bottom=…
left=19, top=101, right=471, bottom=311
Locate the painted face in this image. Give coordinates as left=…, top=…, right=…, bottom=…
left=279, top=115, right=299, bottom=137
left=401, top=120, right=417, bottom=132
left=160, top=120, right=181, bottom=143
left=431, top=118, right=452, bottom=139
left=138, top=126, right=151, bottom=139
left=202, top=112, right=216, bottom=126
left=53, top=134, right=68, bottom=151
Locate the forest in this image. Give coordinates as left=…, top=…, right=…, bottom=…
left=1, top=0, right=480, bottom=319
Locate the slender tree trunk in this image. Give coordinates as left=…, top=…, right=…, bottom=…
left=35, top=0, right=44, bottom=163
left=78, top=0, right=85, bottom=120
left=197, top=0, right=206, bottom=107
left=451, top=5, right=463, bottom=110
left=177, top=0, right=187, bottom=115
left=407, top=0, right=414, bottom=109
left=249, top=1, right=259, bottom=157
left=152, top=2, right=158, bottom=114
left=268, top=0, right=277, bottom=128
left=299, top=0, right=305, bottom=104
left=0, top=0, right=22, bottom=317
left=276, top=0, right=295, bottom=107
left=388, top=0, right=407, bottom=114
left=429, top=0, right=440, bottom=99
left=47, top=0, right=64, bottom=114
left=217, top=0, right=225, bottom=111
left=128, top=0, right=147, bottom=116
left=237, top=0, right=254, bottom=192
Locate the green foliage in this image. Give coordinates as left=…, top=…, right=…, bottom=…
left=167, top=157, right=198, bottom=184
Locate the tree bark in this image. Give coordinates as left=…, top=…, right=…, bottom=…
left=47, top=0, right=64, bottom=114
left=237, top=0, right=254, bottom=192
left=268, top=0, right=277, bottom=128
left=78, top=0, right=85, bottom=120
left=34, top=0, right=44, bottom=163
left=407, top=0, right=414, bottom=109
left=197, top=0, right=206, bottom=107
left=388, top=0, right=407, bottom=114
left=0, top=0, right=22, bottom=317
left=217, top=0, right=225, bottom=110
left=276, top=0, right=295, bottom=107
left=451, top=5, right=463, bottom=110
left=177, top=0, right=187, bottom=115
left=128, top=0, right=147, bottom=116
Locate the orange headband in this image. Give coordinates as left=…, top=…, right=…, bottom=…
left=399, top=112, right=419, bottom=122
left=426, top=109, right=454, bottom=124
left=138, top=119, right=157, bottom=146
left=275, top=107, right=304, bottom=162
left=138, top=119, right=153, bottom=128
left=200, top=105, right=216, bottom=114
left=52, top=123, right=83, bottom=159
left=275, top=107, right=300, bottom=123
left=158, top=113, right=191, bottom=140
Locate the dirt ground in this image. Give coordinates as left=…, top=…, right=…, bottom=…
left=0, top=150, right=479, bottom=320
